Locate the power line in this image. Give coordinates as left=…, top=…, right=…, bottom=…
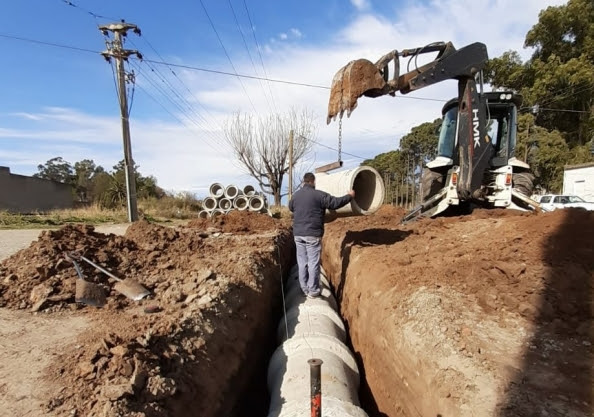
left=59, top=0, right=119, bottom=21
left=227, top=0, right=273, bottom=112
left=198, top=0, right=257, bottom=113
left=309, top=138, right=370, bottom=160
left=145, top=58, right=333, bottom=89
left=0, top=32, right=497, bottom=105
left=0, top=32, right=99, bottom=54
left=130, top=59, right=231, bottom=154
left=536, top=107, right=590, bottom=114
left=56, top=0, right=231, bottom=149
left=139, top=36, right=225, bottom=130
left=242, top=0, right=277, bottom=108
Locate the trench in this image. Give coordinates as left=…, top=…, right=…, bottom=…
left=228, top=254, right=372, bottom=417
left=223, top=239, right=295, bottom=417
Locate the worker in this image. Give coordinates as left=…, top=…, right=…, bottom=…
left=289, top=172, right=355, bottom=298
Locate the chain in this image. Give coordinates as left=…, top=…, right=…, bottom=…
left=338, top=118, right=343, bottom=162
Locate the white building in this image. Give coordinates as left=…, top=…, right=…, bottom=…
left=563, top=162, right=594, bottom=202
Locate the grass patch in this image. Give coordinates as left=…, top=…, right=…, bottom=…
left=0, top=195, right=203, bottom=229
left=0, top=208, right=128, bottom=229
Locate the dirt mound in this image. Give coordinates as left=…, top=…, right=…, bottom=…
left=322, top=208, right=593, bottom=416
left=187, top=210, right=281, bottom=233
left=0, top=220, right=293, bottom=417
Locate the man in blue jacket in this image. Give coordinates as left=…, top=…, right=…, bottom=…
left=289, top=172, right=355, bottom=298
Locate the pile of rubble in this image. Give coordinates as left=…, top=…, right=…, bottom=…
left=0, top=214, right=293, bottom=417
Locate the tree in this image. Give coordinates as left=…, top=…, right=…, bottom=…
left=485, top=0, right=594, bottom=145
left=224, top=109, right=315, bottom=206
left=73, top=159, right=104, bottom=203
left=399, top=119, right=441, bottom=205
left=516, top=113, right=569, bottom=193
left=33, top=157, right=74, bottom=184
left=363, top=119, right=440, bottom=206
left=363, top=150, right=406, bottom=204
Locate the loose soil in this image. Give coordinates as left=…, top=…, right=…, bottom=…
left=322, top=207, right=593, bottom=417
left=0, top=213, right=292, bottom=417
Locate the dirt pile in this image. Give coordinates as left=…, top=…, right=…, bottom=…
left=322, top=206, right=593, bottom=416
left=187, top=210, right=284, bottom=233
left=0, top=213, right=293, bottom=417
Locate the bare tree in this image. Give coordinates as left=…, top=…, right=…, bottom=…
left=224, top=109, right=315, bottom=206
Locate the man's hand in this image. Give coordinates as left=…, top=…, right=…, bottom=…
left=348, top=190, right=355, bottom=198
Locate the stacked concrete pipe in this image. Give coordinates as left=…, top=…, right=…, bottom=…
left=202, top=182, right=270, bottom=218
left=234, top=195, right=249, bottom=211
left=315, top=166, right=384, bottom=217
left=267, top=265, right=368, bottom=417
left=243, top=185, right=256, bottom=196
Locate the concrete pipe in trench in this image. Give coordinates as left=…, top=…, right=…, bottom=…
left=248, top=195, right=265, bottom=212
left=225, top=184, right=241, bottom=199
left=234, top=196, right=249, bottom=211
left=315, top=166, right=384, bottom=217
left=198, top=210, right=209, bottom=219
left=203, top=197, right=218, bottom=211
left=218, top=198, right=233, bottom=211
left=209, top=183, right=225, bottom=198
left=267, top=266, right=368, bottom=417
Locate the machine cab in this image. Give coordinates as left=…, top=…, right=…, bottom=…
left=436, top=92, right=522, bottom=167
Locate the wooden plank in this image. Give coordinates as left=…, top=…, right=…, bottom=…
left=314, top=161, right=343, bottom=174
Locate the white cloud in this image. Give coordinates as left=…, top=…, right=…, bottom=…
left=351, top=0, right=370, bottom=11
left=290, top=28, right=303, bottom=39
left=1, top=0, right=567, bottom=195
left=279, top=32, right=288, bottom=41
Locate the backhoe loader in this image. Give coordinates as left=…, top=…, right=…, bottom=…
left=327, top=41, right=540, bottom=221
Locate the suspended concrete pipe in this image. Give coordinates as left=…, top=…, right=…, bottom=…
left=218, top=198, right=233, bottom=211
left=224, top=184, right=241, bottom=199
left=234, top=195, right=249, bottom=211
left=198, top=210, right=209, bottom=219
left=267, top=265, right=368, bottom=417
left=248, top=195, right=265, bottom=212
left=209, top=183, right=225, bottom=198
left=243, top=185, right=256, bottom=196
left=203, top=197, right=218, bottom=211
left=315, top=166, right=384, bottom=217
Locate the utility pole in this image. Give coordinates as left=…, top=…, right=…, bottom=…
left=288, top=130, right=294, bottom=201
left=99, top=22, right=142, bottom=222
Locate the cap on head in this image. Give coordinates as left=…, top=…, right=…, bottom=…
left=303, top=172, right=315, bottom=184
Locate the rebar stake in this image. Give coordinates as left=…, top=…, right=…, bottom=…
left=308, top=358, right=323, bottom=417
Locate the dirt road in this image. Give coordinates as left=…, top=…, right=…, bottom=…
left=0, top=225, right=130, bottom=417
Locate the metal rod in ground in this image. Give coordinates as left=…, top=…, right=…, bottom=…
left=308, top=358, right=323, bottom=417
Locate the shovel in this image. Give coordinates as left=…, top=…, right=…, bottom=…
left=65, top=253, right=106, bottom=308
left=74, top=254, right=150, bottom=301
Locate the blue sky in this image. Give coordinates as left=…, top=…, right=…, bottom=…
left=0, top=0, right=567, bottom=196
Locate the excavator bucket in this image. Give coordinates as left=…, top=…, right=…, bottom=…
left=327, top=59, right=388, bottom=124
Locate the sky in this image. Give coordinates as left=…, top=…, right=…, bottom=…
left=0, top=0, right=568, bottom=197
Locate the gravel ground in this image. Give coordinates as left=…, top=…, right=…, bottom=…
left=0, top=224, right=130, bottom=261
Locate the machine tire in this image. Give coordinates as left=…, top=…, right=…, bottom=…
left=421, top=168, right=446, bottom=202
left=512, top=172, right=535, bottom=197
